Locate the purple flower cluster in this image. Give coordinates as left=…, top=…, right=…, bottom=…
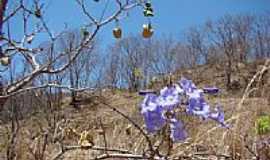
left=139, top=78, right=228, bottom=142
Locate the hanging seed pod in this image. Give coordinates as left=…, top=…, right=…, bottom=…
left=83, top=30, right=89, bottom=37
left=26, top=34, right=35, bottom=44
left=113, top=27, right=122, bottom=39
left=142, top=24, right=154, bottom=38
left=34, top=9, right=41, bottom=18
left=143, top=9, right=154, bottom=17
left=0, top=56, right=10, bottom=66
left=81, top=27, right=89, bottom=39
left=146, top=2, right=152, bottom=8
left=143, top=1, right=154, bottom=17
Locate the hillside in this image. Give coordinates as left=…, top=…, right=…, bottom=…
left=0, top=60, right=269, bottom=160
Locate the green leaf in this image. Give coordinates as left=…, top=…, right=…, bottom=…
left=256, top=115, right=270, bottom=135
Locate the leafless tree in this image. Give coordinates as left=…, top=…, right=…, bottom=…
left=252, top=13, right=270, bottom=59
left=56, top=30, right=99, bottom=108
left=205, top=16, right=238, bottom=89
left=0, top=1, right=149, bottom=159
left=185, top=27, right=208, bottom=66
left=109, top=36, right=146, bottom=91
left=232, top=15, right=254, bottom=62
left=149, top=36, right=178, bottom=74
left=103, top=44, right=122, bottom=89
left=0, top=0, right=146, bottom=105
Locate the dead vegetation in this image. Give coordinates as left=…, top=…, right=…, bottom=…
left=0, top=60, right=269, bottom=160
left=0, top=1, right=270, bottom=159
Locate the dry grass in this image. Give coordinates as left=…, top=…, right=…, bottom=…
left=0, top=60, right=269, bottom=159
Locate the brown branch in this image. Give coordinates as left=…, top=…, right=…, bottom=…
left=0, top=0, right=8, bottom=34
left=45, top=26, right=100, bottom=74
left=0, top=83, right=96, bottom=99
left=99, top=0, right=110, bottom=22
left=100, top=2, right=140, bottom=26
left=65, top=145, right=131, bottom=154
left=91, top=153, right=146, bottom=160
left=52, top=145, right=137, bottom=160
left=45, top=1, right=142, bottom=75
left=99, top=118, right=108, bottom=154
left=96, top=99, right=156, bottom=158
left=2, top=5, right=21, bottom=23
left=1, top=0, right=145, bottom=113
left=76, top=0, right=98, bottom=25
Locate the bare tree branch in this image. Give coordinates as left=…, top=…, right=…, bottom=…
left=0, top=0, right=8, bottom=35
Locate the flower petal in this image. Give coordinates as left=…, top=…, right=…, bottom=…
left=209, top=105, right=229, bottom=128
left=203, top=87, right=219, bottom=94
left=179, top=78, right=197, bottom=93
left=192, top=103, right=210, bottom=119
left=143, top=106, right=166, bottom=133
left=169, top=118, right=187, bottom=142
left=141, top=94, right=166, bottom=133
left=158, top=86, right=181, bottom=111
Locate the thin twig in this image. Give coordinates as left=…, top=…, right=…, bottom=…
left=99, top=117, right=108, bottom=154
left=96, top=99, right=156, bottom=157
left=0, top=83, right=95, bottom=99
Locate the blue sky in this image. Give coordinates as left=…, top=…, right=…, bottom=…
left=3, top=0, right=270, bottom=82
left=9, top=0, right=270, bottom=48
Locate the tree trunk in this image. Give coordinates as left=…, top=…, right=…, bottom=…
left=0, top=0, right=8, bottom=34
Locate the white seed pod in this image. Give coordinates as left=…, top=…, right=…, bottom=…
left=26, top=34, right=35, bottom=44
left=0, top=56, right=10, bottom=66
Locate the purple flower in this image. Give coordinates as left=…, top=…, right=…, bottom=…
left=175, top=84, right=184, bottom=94
left=169, top=117, right=187, bottom=142
left=143, top=107, right=166, bottom=133
left=203, top=87, right=219, bottom=94
left=179, top=78, right=197, bottom=93
left=209, top=105, right=229, bottom=128
left=138, top=89, right=157, bottom=96
left=186, top=88, right=204, bottom=98
left=187, top=97, right=197, bottom=114
left=160, top=84, right=183, bottom=96
left=141, top=94, right=166, bottom=133
left=186, top=89, right=206, bottom=114
left=192, top=103, right=210, bottom=119
left=138, top=77, right=229, bottom=142
left=158, top=85, right=182, bottom=111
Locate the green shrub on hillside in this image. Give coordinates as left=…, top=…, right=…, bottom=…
left=256, top=115, right=270, bottom=135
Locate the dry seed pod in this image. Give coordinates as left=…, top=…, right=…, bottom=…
left=142, top=24, right=154, bottom=38
left=113, top=27, right=122, bottom=39
left=0, top=56, right=10, bottom=66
